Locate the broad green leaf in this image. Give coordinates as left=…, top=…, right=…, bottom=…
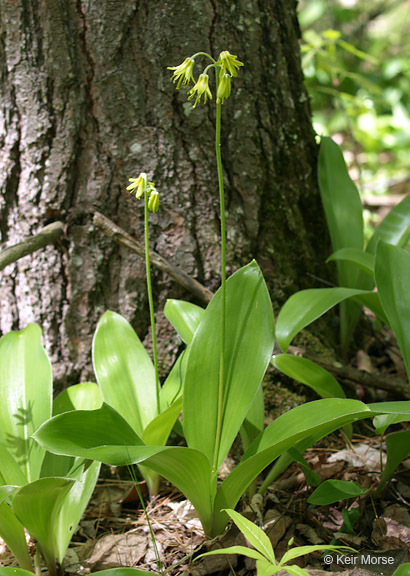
left=376, top=430, right=410, bottom=495
left=240, top=386, right=265, bottom=452
left=0, top=501, right=32, bottom=571
left=224, top=508, right=275, bottom=563
left=93, top=311, right=157, bottom=436
left=12, top=477, right=74, bottom=572
left=318, top=137, right=364, bottom=288
left=373, top=413, right=410, bottom=435
left=367, top=194, right=410, bottom=255
left=375, top=242, right=410, bottom=380
left=281, top=567, right=310, bottom=576
left=197, top=545, right=265, bottom=562
left=212, top=399, right=371, bottom=535
left=55, top=459, right=101, bottom=562
left=0, top=445, right=28, bottom=486
left=142, top=397, right=182, bottom=446
left=184, top=261, right=275, bottom=470
left=318, top=136, right=371, bottom=349
left=0, top=324, right=52, bottom=482
left=41, top=382, right=103, bottom=478
left=276, top=288, right=371, bottom=352
left=33, top=403, right=214, bottom=533
left=164, top=299, right=205, bottom=344
left=307, top=480, right=367, bottom=505
left=272, top=355, right=345, bottom=399
left=327, top=248, right=374, bottom=277
left=52, top=382, right=103, bottom=414
left=367, top=401, right=410, bottom=415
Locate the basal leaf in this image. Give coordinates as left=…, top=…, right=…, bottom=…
left=367, top=194, right=410, bottom=255
left=276, top=287, right=371, bottom=352
left=0, top=324, right=52, bottom=482
left=272, top=355, right=345, bottom=399
left=183, top=261, right=275, bottom=470
left=12, top=477, right=74, bottom=571
left=376, top=429, right=410, bottom=495
left=164, top=300, right=205, bottom=344
left=212, top=399, right=371, bottom=535
left=0, top=501, right=32, bottom=571
left=327, top=248, right=374, bottom=277
left=93, top=311, right=157, bottom=436
left=375, top=242, right=410, bottom=380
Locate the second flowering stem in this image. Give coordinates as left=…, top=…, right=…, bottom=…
left=144, top=190, right=160, bottom=415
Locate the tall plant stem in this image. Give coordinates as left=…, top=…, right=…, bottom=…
left=212, top=70, right=226, bottom=476
left=145, top=191, right=160, bottom=415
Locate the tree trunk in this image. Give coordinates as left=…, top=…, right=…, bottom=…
left=0, top=0, right=329, bottom=388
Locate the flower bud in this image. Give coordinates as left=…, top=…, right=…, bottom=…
left=148, top=190, right=159, bottom=213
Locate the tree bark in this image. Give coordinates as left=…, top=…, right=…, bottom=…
left=0, top=0, right=329, bottom=388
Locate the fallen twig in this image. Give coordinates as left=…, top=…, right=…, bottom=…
left=0, top=221, right=64, bottom=271
left=93, top=211, right=213, bottom=305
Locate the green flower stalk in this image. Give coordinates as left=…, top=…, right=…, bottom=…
left=168, top=50, right=242, bottom=478
left=127, top=174, right=161, bottom=415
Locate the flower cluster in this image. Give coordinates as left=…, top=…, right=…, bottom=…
left=126, top=173, right=160, bottom=212
left=168, top=50, right=243, bottom=107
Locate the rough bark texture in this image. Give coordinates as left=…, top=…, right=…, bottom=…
left=0, top=0, right=329, bottom=388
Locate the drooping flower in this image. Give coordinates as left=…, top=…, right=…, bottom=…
left=218, top=51, right=243, bottom=77
left=126, top=173, right=147, bottom=199
left=167, top=57, right=195, bottom=89
left=217, top=72, right=231, bottom=104
left=188, top=73, right=212, bottom=108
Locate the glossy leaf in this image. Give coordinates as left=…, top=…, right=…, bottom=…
left=375, top=242, right=410, bottom=380
left=367, top=194, right=410, bottom=255
left=327, top=248, right=374, bottom=276
left=93, top=311, right=157, bottom=436
left=0, top=501, right=32, bottom=571
left=0, top=324, right=52, bottom=482
left=0, top=445, right=27, bottom=486
left=41, top=382, right=103, bottom=478
left=318, top=136, right=370, bottom=348
left=159, top=351, right=187, bottom=412
left=142, top=397, right=182, bottom=446
left=373, top=413, right=410, bottom=435
left=318, top=137, right=364, bottom=280
left=376, top=429, right=410, bottom=495
left=272, top=355, right=345, bottom=399
left=184, top=261, right=275, bottom=469
left=212, top=399, right=372, bottom=534
left=307, top=479, right=367, bottom=505
left=55, top=459, right=101, bottom=562
left=164, top=299, right=205, bottom=344
left=33, top=403, right=214, bottom=532
left=276, top=287, right=371, bottom=352
left=12, top=477, right=74, bottom=571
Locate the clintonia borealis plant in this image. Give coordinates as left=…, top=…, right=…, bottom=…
left=33, top=51, right=410, bottom=538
